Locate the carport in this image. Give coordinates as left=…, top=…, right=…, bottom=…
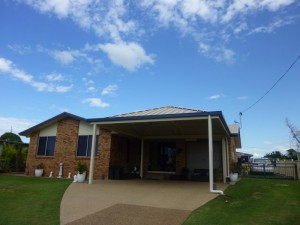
left=87, top=107, right=240, bottom=194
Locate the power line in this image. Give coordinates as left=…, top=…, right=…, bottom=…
left=241, top=55, right=300, bottom=114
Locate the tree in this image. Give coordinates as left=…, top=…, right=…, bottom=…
left=286, top=118, right=300, bottom=160
left=0, top=132, right=27, bottom=172
left=286, top=149, right=298, bottom=160
left=0, top=132, right=22, bottom=143
left=264, top=151, right=287, bottom=160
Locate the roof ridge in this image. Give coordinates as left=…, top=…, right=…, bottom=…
left=111, top=106, right=204, bottom=118
left=165, top=106, right=202, bottom=112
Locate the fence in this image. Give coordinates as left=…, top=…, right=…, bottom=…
left=240, top=161, right=299, bottom=180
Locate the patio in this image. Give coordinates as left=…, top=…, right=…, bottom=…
left=61, top=179, right=228, bottom=225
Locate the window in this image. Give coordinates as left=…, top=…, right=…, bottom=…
left=37, top=136, right=56, bottom=156
left=148, top=141, right=176, bottom=172
left=76, top=135, right=99, bottom=157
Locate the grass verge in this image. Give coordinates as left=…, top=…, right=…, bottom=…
left=0, top=174, right=72, bottom=225
left=184, top=178, right=300, bottom=225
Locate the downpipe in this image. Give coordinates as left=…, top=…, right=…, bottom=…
left=210, top=183, right=224, bottom=195
left=210, top=189, right=224, bottom=195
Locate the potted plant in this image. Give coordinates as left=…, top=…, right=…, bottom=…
left=76, top=161, right=87, bottom=183
left=35, top=163, right=44, bottom=177
left=229, top=162, right=239, bottom=182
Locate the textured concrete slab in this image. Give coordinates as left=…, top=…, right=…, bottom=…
left=61, top=180, right=227, bottom=225
left=65, top=203, right=191, bottom=225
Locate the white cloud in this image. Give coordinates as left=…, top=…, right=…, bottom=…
left=22, top=0, right=73, bottom=18
left=222, top=0, right=295, bottom=22
left=199, top=44, right=235, bottom=63
left=22, top=0, right=136, bottom=43
left=52, top=50, right=76, bottom=64
left=82, top=78, right=95, bottom=85
left=199, top=43, right=210, bottom=53
left=0, top=57, right=13, bottom=72
left=216, top=48, right=235, bottom=63
left=46, top=73, right=64, bottom=81
left=49, top=47, right=103, bottom=69
left=99, top=42, right=154, bottom=71
left=140, top=0, right=295, bottom=62
left=248, top=16, right=296, bottom=35
left=102, top=84, right=118, bottom=96
left=20, top=0, right=297, bottom=64
left=87, top=87, right=96, bottom=92
left=82, top=98, right=109, bottom=108
left=181, top=0, right=223, bottom=23
left=0, top=57, right=72, bottom=93
left=234, top=22, right=248, bottom=34
left=0, top=117, right=37, bottom=138
left=208, top=93, right=225, bottom=100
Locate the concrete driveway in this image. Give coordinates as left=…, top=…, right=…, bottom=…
left=61, top=180, right=227, bottom=225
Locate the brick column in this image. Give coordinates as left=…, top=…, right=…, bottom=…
left=25, top=131, right=40, bottom=176
left=55, top=118, right=80, bottom=178
left=97, top=128, right=112, bottom=179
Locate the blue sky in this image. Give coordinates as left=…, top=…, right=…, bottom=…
left=0, top=0, right=299, bottom=157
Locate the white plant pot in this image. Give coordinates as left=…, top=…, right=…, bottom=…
left=35, top=169, right=44, bottom=177
left=77, top=172, right=86, bottom=183
left=230, top=173, right=238, bottom=182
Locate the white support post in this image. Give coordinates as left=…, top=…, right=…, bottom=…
left=88, top=124, right=97, bottom=184
left=140, top=139, right=144, bottom=179
left=222, top=138, right=227, bottom=183
left=208, top=115, right=223, bottom=195
left=226, top=138, right=230, bottom=177
left=208, top=115, right=214, bottom=191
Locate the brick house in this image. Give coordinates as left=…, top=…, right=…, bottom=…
left=20, top=106, right=241, bottom=191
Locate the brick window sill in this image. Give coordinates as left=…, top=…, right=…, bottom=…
left=35, top=156, right=54, bottom=159
left=75, top=156, right=98, bottom=160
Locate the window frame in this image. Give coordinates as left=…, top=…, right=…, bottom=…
left=36, top=136, right=56, bottom=157
left=76, top=135, right=99, bottom=157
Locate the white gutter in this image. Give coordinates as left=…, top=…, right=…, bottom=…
left=90, top=115, right=218, bottom=125
left=208, top=115, right=224, bottom=195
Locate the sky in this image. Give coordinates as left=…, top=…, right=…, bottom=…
left=0, top=0, right=299, bottom=157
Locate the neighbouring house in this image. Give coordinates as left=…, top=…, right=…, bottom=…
left=20, top=106, right=241, bottom=190
left=236, top=152, right=253, bottom=163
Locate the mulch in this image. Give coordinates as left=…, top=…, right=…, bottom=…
left=65, top=203, right=192, bottom=225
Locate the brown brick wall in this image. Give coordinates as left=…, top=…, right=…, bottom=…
left=26, top=131, right=42, bottom=176
left=25, top=118, right=107, bottom=180
left=97, top=128, right=112, bottom=179
left=228, top=137, right=237, bottom=172
left=55, top=118, right=80, bottom=178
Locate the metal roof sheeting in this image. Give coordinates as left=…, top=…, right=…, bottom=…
left=111, top=106, right=204, bottom=118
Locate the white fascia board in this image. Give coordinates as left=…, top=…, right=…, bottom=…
left=90, top=115, right=217, bottom=125
left=216, top=117, right=231, bottom=137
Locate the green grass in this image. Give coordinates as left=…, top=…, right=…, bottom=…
left=184, top=178, right=300, bottom=225
left=0, top=174, right=72, bottom=225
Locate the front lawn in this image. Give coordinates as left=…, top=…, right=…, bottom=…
left=0, top=174, right=72, bottom=225
left=184, top=178, right=300, bottom=225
